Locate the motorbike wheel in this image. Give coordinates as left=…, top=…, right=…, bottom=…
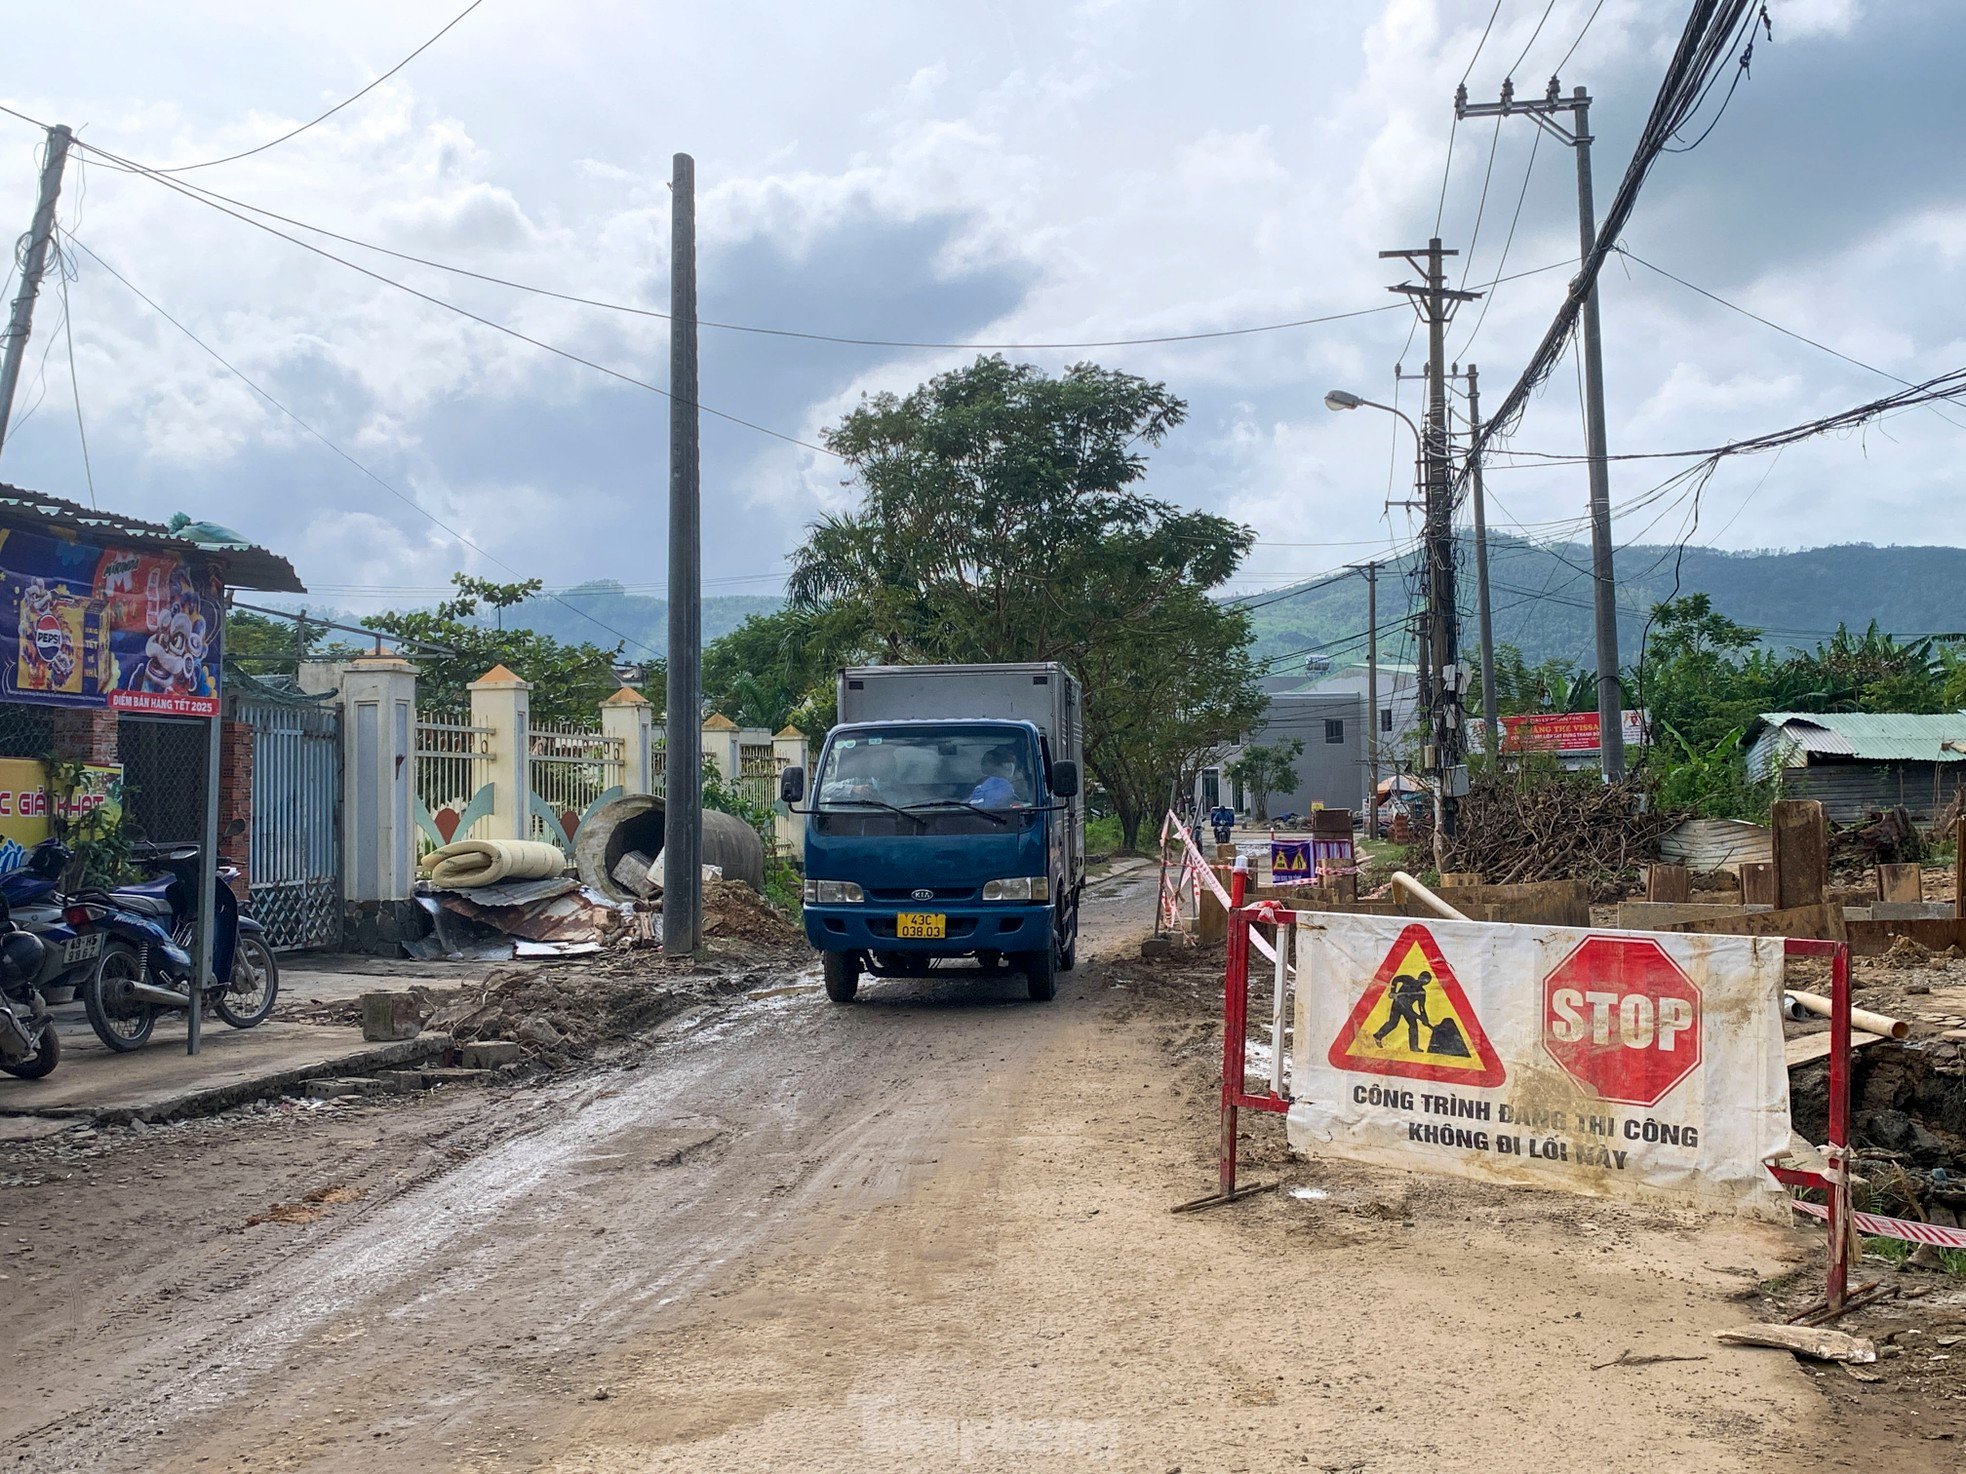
left=84, top=943, right=157, bottom=1053
left=0, top=1021, right=59, bottom=1079
left=214, top=935, right=279, bottom=1029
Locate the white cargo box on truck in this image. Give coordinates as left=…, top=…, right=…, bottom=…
left=835, top=662, right=1084, bottom=888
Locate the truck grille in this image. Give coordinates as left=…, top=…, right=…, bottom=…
left=868, top=886, right=978, bottom=902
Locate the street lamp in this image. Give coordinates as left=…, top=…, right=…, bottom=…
left=1323, top=388, right=1423, bottom=453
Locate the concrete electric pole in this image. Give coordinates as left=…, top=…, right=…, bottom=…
left=663, top=153, right=703, bottom=954
left=1457, top=78, right=1625, bottom=778
left=1382, top=239, right=1480, bottom=841
left=0, top=123, right=72, bottom=458
left=1350, top=560, right=1380, bottom=823
left=1462, top=362, right=1499, bottom=759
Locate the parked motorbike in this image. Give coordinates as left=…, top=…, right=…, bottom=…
left=0, top=838, right=118, bottom=1005
left=0, top=918, right=56, bottom=1079
left=65, top=838, right=279, bottom=1053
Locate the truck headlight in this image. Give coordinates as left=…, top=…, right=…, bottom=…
left=802, top=879, right=865, bottom=904
left=982, top=876, right=1049, bottom=902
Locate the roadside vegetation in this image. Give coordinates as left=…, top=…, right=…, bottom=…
left=702, top=355, right=1264, bottom=851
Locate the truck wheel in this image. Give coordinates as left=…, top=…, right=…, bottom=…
left=822, top=951, right=860, bottom=1004
left=1023, top=946, right=1057, bottom=1003
left=1058, top=907, right=1079, bottom=973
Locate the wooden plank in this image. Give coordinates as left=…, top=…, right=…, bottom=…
left=1646, top=864, right=1691, bottom=903
left=1877, top=863, right=1923, bottom=904
left=1672, top=902, right=1846, bottom=942
left=1197, top=864, right=1229, bottom=943
left=1771, top=799, right=1828, bottom=911
left=1426, top=878, right=1592, bottom=928
left=1785, top=1030, right=1884, bottom=1069
left=1956, top=817, right=1964, bottom=921
left=1739, top=861, right=1778, bottom=908
left=1616, top=901, right=1750, bottom=930
left=1847, top=917, right=1966, bottom=956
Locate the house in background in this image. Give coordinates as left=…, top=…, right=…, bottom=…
left=1303, top=660, right=1422, bottom=768
left=1745, top=711, right=1966, bottom=822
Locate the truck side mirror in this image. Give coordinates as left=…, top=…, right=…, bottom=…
left=780, top=766, right=805, bottom=803
left=1050, top=760, right=1079, bottom=799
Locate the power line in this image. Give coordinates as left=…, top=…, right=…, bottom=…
left=1551, top=0, right=1610, bottom=78
left=30, top=114, right=1591, bottom=354
left=1615, top=244, right=1966, bottom=431
left=56, top=249, right=95, bottom=507
left=65, top=232, right=660, bottom=660
left=1468, top=1, right=1768, bottom=467
left=1507, top=1, right=1561, bottom=77
left=152, top=1, right=488, bottom=173
left=1455, top=121, right=1542, bottom=358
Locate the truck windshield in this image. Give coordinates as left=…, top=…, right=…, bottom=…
left=815, top=730, right=1038, bottom=812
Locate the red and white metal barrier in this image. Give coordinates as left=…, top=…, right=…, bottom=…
left=1768, top=937, right=1856, bottom=1312
left=1192, top=905, right=1866, bottom=1316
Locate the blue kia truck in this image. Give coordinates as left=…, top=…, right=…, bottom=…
left=779, top=662, right=1085, bottom=1004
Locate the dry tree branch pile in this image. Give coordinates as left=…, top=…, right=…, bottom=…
left=1408, top=770, right=1682, bottom=895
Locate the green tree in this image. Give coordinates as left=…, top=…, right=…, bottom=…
left=788, top=355, right=1262, bottom=848
left=223, top=609, right=349, bottom=676
left=1225, top=739, right=1303, bottom=822
left=363, top=574, right=624, bottom=725
left=702, top=605, right=866, bottom=735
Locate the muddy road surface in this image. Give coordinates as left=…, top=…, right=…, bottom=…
left=3, top=866, right=1958, bottom=1472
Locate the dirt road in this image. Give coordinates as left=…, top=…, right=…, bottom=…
left=3, top=867, right=1957, bottom=1471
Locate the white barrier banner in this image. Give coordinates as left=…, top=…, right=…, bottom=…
left=1286, top=914, right=1790, bottom=1216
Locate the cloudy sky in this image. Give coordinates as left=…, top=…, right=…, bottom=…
left=0, top=0, right=1951, bottom=656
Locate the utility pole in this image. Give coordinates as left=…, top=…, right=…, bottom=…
left=1462, top=362, right=1499, bottom=758
left=663, top=153, right=703, bottom=954
left=1349, top=561, right=1381, bottom=825
left=0, top=124, right=73, bottom=457
left=1457, top=78, right=1624, bottom=777
left=1382, top=239, right=1480, bottom=846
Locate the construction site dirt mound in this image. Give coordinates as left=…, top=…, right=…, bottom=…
left=699, top=877, right=804, bottom=950
left=425, top=959, right=750, bottom=1063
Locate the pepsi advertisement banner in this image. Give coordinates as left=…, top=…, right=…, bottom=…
left=0, top=527, right=222, bottom=717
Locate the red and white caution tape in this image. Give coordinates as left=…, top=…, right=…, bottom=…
left=1790, top=1198, right=1966, bottom=1250
left=1165, top=812, right=1282, bottom=965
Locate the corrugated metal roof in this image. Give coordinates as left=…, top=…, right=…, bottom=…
left=1755, top=711, right=1966, bottom=763
left=0, top=484, right=303, bottom=593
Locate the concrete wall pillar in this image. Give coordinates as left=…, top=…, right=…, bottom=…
left=469, top=664, right=533, bottom=842
left=601, top=686, right=654, bottom=794
left=771, top=726, right=808, bottom=853
left=701, top=714, right=741, bottom=784
left=339, top=655, right=418, bottom=902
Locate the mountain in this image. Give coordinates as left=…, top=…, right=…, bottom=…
left=1236, top=541, right=1966, bottom=676
left=501, top=582, right=784, bottom=655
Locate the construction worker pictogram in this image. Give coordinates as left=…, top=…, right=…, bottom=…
left=1328, top=923, right=1506, bottom=1087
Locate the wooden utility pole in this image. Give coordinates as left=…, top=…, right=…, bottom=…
left=663, top=153, right=703, bottom=954
left=0, top=124, right=72, bottom=457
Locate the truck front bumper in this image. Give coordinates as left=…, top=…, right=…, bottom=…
left=804, top=903, right=1052, bottom=956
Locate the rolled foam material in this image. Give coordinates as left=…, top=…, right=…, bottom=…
left=420, top=838, right=568, bottom=889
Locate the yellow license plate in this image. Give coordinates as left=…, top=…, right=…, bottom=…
left=896, top=911, right=946, bottom=939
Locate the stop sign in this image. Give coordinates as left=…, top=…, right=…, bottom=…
left=1543, top=936, right=1703, bottom=1107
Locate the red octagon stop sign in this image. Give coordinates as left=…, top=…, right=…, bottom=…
left=1543, top=936, right=1703, bottom=1107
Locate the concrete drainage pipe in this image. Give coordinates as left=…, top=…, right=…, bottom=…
left=574, top=792, right=767, bottom=900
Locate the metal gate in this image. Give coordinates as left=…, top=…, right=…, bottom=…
left=242, top=698, right=342, bottom=951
